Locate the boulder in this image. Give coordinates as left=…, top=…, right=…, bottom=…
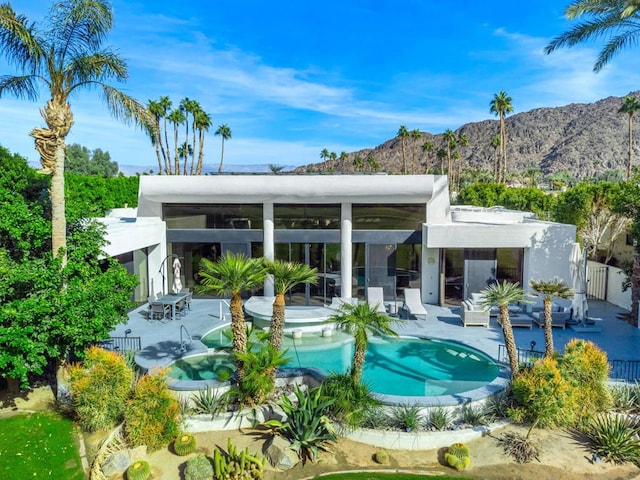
left=265, top=436, right=299, bottom=470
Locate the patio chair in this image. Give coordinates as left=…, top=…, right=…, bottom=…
left=403, top=288, right=427, bottom=320
left=150, top=302, right=170, bottom=320
left=366, top=287, right=387, bottom=314
left=175, top=299, right=187, bottom=317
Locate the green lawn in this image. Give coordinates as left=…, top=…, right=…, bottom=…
left=315, top=473, right=467, bottom=480
left=0, top=412, right=85, bottom=480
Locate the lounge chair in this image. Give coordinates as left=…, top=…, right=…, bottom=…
left=366, top=287, right=387, bottom=314
left=460, top=300, right=490, bottom=327
left=532, top=309, right=569, bottom=329
left=403, top=288, right=427, bottom=320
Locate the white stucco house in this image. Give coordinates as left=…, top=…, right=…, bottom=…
left=102, top=174, right=576, bottom=306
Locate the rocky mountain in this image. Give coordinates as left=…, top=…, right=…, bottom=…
left=299, top=92, right=640, bottom=179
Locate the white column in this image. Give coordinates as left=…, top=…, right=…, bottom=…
left=341, top=202, right=352, bottom=299
left=263, top=202, right=275, bottom=296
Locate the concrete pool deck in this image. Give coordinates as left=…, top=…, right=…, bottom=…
left=112, top=298, right=640, bottom=382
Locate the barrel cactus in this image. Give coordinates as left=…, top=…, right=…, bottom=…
left=374, top=449, right=389, bottom=464
left=174, top=433, right=197, bottom=456
left=126, top=460, right=151, bottom=480
left=444, top=442, right=471, bottom=471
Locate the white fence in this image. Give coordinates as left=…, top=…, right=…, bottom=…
left=587, top=260, right=631, bottom=311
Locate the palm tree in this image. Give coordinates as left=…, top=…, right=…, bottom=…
left=481, top=281, right=525, bottom=377
left=179, top=97, right=199, bottom=175
left=147, top=99, right=166, bottom=174
left=0, top=1, right=150, bottom=264
left=545, top=1, right=640, bottom=72
left=619, top=95, right=640, bottom=179
left=410, top=128, right=422, bottom=174
left=422, top=140, right=434, bottom=174
left=330, top=303, right=399, bottom=385
left=194, top=110, right=211, bottom=175
left=339, top=151, right=348, bottom=170
left=436, top=148, right=447, bottom=175
left=530, top=278, right=573, bottom=357
left=489, top=91, right=514, bottom=184
left=329, top=151, right=337, bottom=169
left=397, top=125, right=409, bottom=174
left=443, top=129, right=457, bottom=185
left=353, top=155, right=364, bottom=172
left=168, top=108, right=186, bottom=174
left=215, top=123, right=232, bottom=173
left=490, top=134, right=501, bottom=182
left=195, top=253, right=267, bottom=379
left=366, top=153, right=380, bottom=172
left=266, top=260, right=318, bottom=353
left=320, top=148, right=330, bottom=168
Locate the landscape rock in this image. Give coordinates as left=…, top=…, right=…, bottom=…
left=265, top=435, right=299, bottom=470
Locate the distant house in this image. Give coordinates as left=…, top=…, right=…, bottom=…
left=103, top=174, right=576, bottom=306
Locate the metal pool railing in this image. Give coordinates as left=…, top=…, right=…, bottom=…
left=498, top=345, right=640, bottom=382
left=95, top=336, right=141, bottom=353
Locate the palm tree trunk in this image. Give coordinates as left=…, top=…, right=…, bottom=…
left=500, top=115, right=507, bottom=184
left=351, top=344, right=366, bottom=385
left=218, top=138, right=225, bottom=173
left=630, top=254, right=640, bottom=326
left=183, top=123, right=189, bottom=175
left=628, top=115, right=633, bottom=180
left=270, top=293, right=286, bottom=352
left=229, top=292, right=247, bottom=380
left=173, top=124, right=180, bottom=175
left=51, top=143, right=67, bottom=265
left=401, top=139, right=407, bottom=175
left=499, top=305, right=519, bottom=377
left=543, top=299, right=554, bottom=357
left=196, top=130, right=205, bottom=175
left=163, top=117, right=171, bottom=174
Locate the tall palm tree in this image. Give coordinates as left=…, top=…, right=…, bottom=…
left=436, top=148, right=447, bottom=175
left=545, top=0, right=640, bottom=72
left=339, top=151, right=348, bottom=170
left=158, top=96, right=172, bottom=171
left=0, top=0, right=150, bottom=263
left=481, top=281, right=525, bottom=377
left=215, top=123, right=231, bottom=173
left=266, top=260, right=318, bottom=353
left=168, top=108, right=185, bottom=175
left=320, top=148, right=330, bottom=168
left=195, top=253, right=267, bottom=379
left=443, top=129, right=457, bottom=185
left=330, top=303, right=399, bottom=385
left=530, top=278, right=573, bottom=357
left=194, top=110, right=211, bottom=175
left=490, top=134, right=501, bottom=182
left=410, top=128, right=422, bottom=174
left=147, top=99, right=166, bottom=174
left=422, top=140, right=434, bottom=174
left=397, top=125, right=409, bottom=174
left=619, top=95, right=640, bottom=179
left=489, top=91, right=514, bottom=184
left=366, top=153, right=379, bottom=172
left=353, top=155, right=364, bottom=172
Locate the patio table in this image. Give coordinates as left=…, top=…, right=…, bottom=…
left=157, top=292, right=189, bottom=321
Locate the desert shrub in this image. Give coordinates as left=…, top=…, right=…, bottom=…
left=509, top=357, right=574, bottom=429
left=610, top=382, right=640, bottom=414
left=184, top=454, right=213, bottom=480
left=558, top=339, right=612, bottom=423
left=263, top=385, right=337, bottom=464
left=389, top=404, right=423, bottom=432
left=321, top=372, right=380, bottom=429
left=174, top=432, right=196, bottom=456
left=584, top=414, right=640, bottom=464
left=125, top=460, right=150, bottom=480
left=498, top=431, right=540, bottom=463
left=67, top=346, right=134, bottom=431
left=124, top=370, right=181, bottom=451
left=457, top=403, right=490, bottom=426
left=212, top=438, right=266, bottom=479
left=374, top=449, right=389, bottom=464
left=444, top=442, right=471, bottom=471
left=361, top=406, right=391, bottom=429
left=191, top=387, right=229, bottom=419
left=425, top=406, right=451, bottom=431
left=484, top=388, right=513, bottom=420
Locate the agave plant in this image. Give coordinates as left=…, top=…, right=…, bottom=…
left=585, top=414, right=640, bottom=464
left=263, top=385, right=337, bottom=464
left=390, top=404, right=423, bottom=432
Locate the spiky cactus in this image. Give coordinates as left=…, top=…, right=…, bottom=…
left=126, top=460, right=151, bottom=480
left=444, top=442, right=471, bottom=471
left=174, top=433, right=197, bottom=456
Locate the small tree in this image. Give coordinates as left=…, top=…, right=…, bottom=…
left=529, top=278, right=573, bottom=357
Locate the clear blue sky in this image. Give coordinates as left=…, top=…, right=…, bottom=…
left=3, top=0, right=640, bottom=170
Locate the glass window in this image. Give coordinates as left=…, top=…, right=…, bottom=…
left=352, top=204, right=425, bottom=230
left=274, top=204, right=340, bottom=229
left=163, top=204, right=263, bottom=229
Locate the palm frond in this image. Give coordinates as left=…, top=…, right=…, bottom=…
left=99, top=84, right=153, bottom=128
left=0, top=3, right=45, bottom=70
left=0, top=74, right=40, bottom=100
left=66, top=49, right=127, bottom=85
left=50, top=0, right=113, bottom=58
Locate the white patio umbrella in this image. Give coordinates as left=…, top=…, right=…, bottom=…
left=570, top=242, right=588, bottom=322
left=172, top=257, right=183, bottom=293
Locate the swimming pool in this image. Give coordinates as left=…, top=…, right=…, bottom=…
left=166, top=328, right=501, bottom=399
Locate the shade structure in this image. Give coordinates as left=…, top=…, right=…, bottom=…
left=570, top=242, right=588, bottom=322
left=172, top=257, right=183, bottom=293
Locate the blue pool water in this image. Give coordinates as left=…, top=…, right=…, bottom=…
left=167, top=328, right=499, bottom=397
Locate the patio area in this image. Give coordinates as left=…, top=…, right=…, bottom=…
left=111, top=298, right=640, bottom=378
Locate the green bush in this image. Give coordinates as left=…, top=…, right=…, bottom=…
left=174, top=433, right=196, bottom=456
left=425, top=406, right=451, bottom=431
left=444, top=442, right=470, bottom=471
left=126, top=460, right=150, bottom=480
left=124, top=371, right=181, bottom=451
left=559, top=339, right=612, bottom=423
left=509, top=357, right=574, bottom=428
left=67, top=346, right=134, bottom=431
left=263, top=385, right=337, bottom=464
left=321, top=373, right=380, bottom=429
left=584, top=414, right=640, bottom=464
left=184, top=454, right=213, bottom=480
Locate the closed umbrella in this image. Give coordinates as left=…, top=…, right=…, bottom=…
left=570, top=243, right=588, bottom=322
left=172, top=257, right=183, bottom=293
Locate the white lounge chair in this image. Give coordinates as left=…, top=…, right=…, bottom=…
left=403, top=288, right=427, bottom=320
left=366, top=287, right=387, bottom=314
